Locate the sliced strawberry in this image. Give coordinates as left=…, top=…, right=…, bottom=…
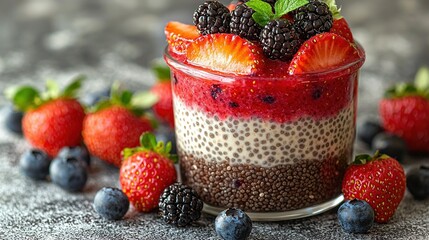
left=227, top=3, right=237, bottom=11
left=288, top=33, right=361, bottom=75
left=330, top=18, right=354, bottom=43
left=165, top=21, right=200, bottom=54
left=186, top=33, right=264, bottom=75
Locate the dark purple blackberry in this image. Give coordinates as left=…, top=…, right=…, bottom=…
left=193, top=1, right=231, bottom=35
left=158, top=183, right=204, bottom=227
left=293, top=0, right=333, bottom=40
left=230, top=4, right=261, bottom=40
left=259, top=19, right=302, bottom=61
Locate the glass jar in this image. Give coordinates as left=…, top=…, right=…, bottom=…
left=165, top=45, right=365, bottom=221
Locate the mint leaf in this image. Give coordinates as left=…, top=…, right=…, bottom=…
left=252, top=12, right=272, bottom=26
left=322, top=0, right=342, bottom=20
left=63, top=75, right=85, bottom=98
left=245, top=0, right=274, bottom=26
left=415, top=67, right=429, bottom=92
left=274, top=0, right=308, bottom=18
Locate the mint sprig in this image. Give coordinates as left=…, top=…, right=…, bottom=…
left=246, top=0, right=308, bottom=26
left=384, top=66, right=429, bottom=99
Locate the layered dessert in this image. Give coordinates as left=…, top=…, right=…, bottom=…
left=165, top=0, right=365, bottom=214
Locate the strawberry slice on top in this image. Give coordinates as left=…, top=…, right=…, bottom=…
left=288, top=33, right=361, bottom=75
left=186, top=33, right=264, bottom=75
left=165, top=21, right=200, bottom=54
left=330, top=18, right=354, bottom=43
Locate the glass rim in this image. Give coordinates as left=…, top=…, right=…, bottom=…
left=164, top=42, right=365, bottom=82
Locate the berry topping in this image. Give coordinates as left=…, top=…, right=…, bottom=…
left=93, top=187, right=130, bottom=220
left=230, top=4, right=261, bottom=40
left=380, top=67, right=429, bottom=153
left=215, top=208, right=252, bottom=240
left=259, top=19, right=302, bottom=61
left=293, top=0, right=333, bottom=40
left=158, top=183, right=204, bottom=227
left=342, top=152, right=406, bottom=223
left=193, top=1, right=231, bottom=35
left=357, top=119, right=385, bottom=147
left=19, top=149, right=51, bottom=181
left=4, top=105, right=24, bottom=135
left=119, top=133, right=177, bottom=212
left=165, top=21, right=199, bottom=55
left=186, top=34, right=263, bottom=75
left=371, top=133, right=407, bottom=163
left=58, top=146, right=91, bottom=167
left=288, top=33, right=361, bottom=74
left=337, top=199, right=374, bottom=234
left=50, top=156, right=88, bottom=192
left=406, top=166, right=429, bottom=200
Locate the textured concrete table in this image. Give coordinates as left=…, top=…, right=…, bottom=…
left=1, top=0, right=429, bottom=239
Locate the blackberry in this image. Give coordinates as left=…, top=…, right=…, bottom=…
left=193, top=1, right=231, bottom=35
left=293, top=0, right=333, bottom=40
left=259, top=19, right=302, bottom=61
left=230, top=4, right=261, bottom=40
left=159, top=183, right=203, bottom=227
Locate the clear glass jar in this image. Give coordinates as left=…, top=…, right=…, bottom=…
left=165, top=45, right=365, bottom=221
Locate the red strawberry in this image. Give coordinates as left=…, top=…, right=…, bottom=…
left=7, top=76, right=85, bottom=156
left=150, top=62, right=174, bottom=128
left=330, top=18, right=354, bottom=43
left=379, top=68, right=429, bottom=152
left=120, top=133, right=177, bottom=212
left=186, top=33, right=264, bottom=75
left=165, top=21, right=199, bottom=55
left=342, top=152, right=406, bottom=223
left=227, top=3, right=237, bottom=11
left=82, top=86, right=156, bottom=167
left=288, top=33, right=362, bottom=75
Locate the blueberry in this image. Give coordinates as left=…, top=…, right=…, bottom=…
left=81, top=88, right=111, bottom=106
left=338, top=199, right=374, bottom=234
left=406, top=166, right=429, bottom=200
left=154, top=125, right=177, bottom=155
left=215, top=208, right=252, bottom=240
left=50, top=156, right=88, bottom=192
left=372, top=132, right=407, bottom=162
left=4, top=105, right=24, bottom=134
left=210, top=84, right=222, bottom=100
left=19, top=149, right=51, bottom=180
left=357, top=120, right=384, bottom=147
left=93, top=187, right=129, bottom=220
left=58, top=146, right=91, bottom=166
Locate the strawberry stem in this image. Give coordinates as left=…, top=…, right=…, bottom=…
left=352, top=151, right=388, bottom=165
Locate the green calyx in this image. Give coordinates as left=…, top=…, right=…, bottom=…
left=384, top=67, right=429, bottom=100
left=90, top=82, right=159, bottom=117
left=122, top=132, right=178, bottom=163
left=352, top=151, right=390, bottom=165
left=151, top=59, right=171, bottom=82
left=4, top=75, right=85, bottom=112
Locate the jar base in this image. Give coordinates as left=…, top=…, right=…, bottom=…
left=202, top=194, right=344, bottom=221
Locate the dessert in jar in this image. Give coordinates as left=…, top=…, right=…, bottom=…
left=164, top=0, right=365, bottom=220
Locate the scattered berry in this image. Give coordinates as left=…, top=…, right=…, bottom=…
left=19, top=149, right=51, bottom=180
left=372, top=133, right=407, bottom=163
left=187, top=33, right=263, bottom=75
left=4, top=105, right=24, bottom=134
left=293, top=0, right=333, bottom=40
left=330, top=18, right=354, bottom=43
left=93, top=187, right=130, bottom=220
left=259, top=19, right=302, bottom=61
left=154, top=125, right=177, bottom=155
left=215, top=208, right=252, bottom=240
left=50, top=156, right=88, bottom=192
left=288, top=33, right=362, bottom=74
left=406, top=166, right=429, bottom=200
left=165, top=21, right=199, bottom=55
left=357, top=119, right=384, bottom=147
left=230, top=4, right=261, bottom=41
left=193, top=1, right=231, bottom=35
left=342, top=152, right=406, bottom=223
left=58, top=146, right=91, bottom=166
left=158, top=183, right=204, bottom=227
left=119, top=133, right=177, bottom=212
left=337, top=199, right=374, bottom=234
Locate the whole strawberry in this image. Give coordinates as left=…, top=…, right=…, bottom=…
left=120, top=133, right=177, bottom=212
left=150, top=62, right=175, bottom=128
left=5, top=76, right=85, bottom=156
left=380, top=67, right=429, bottom=153
left=342, top=152, right=406, bottom=223
left=82, top=84, right=157, bottom=167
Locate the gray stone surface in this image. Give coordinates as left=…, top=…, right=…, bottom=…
left=0, top=0, right=429, bottom=239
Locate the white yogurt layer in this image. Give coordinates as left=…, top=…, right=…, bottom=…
left=174, top=96, right=355, bottom=168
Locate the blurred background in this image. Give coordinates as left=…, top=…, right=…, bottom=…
left=0, top=0, right=428, bottom=116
